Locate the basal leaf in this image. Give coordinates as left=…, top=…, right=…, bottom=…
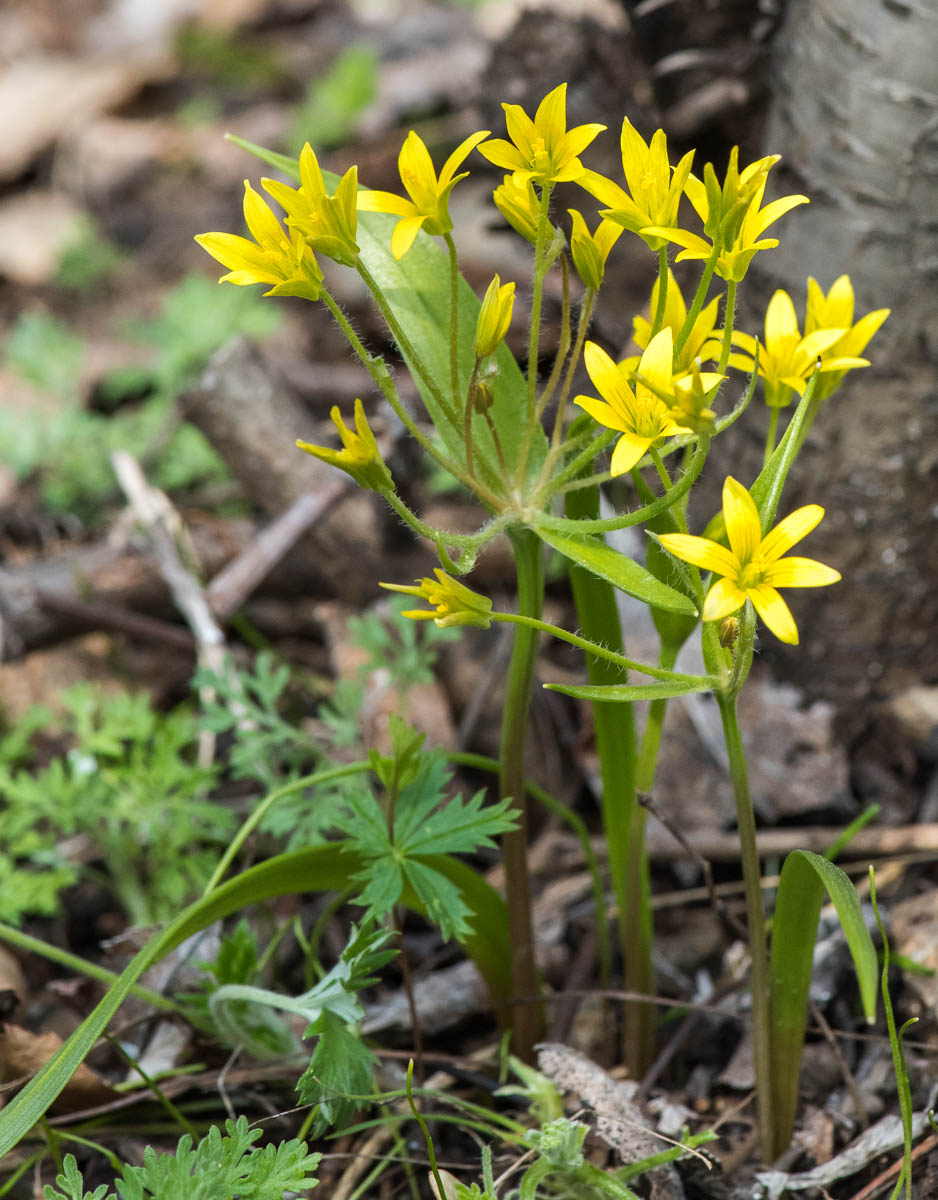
left=770, top=849, right=878, bottom=1152
left=535, top=525, right=698, bottom=616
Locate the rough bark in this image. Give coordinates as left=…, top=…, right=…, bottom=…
left=743, top=0, right=938, bottom=717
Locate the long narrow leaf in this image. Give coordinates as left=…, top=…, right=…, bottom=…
left=769, top=849, right=877, bottom=1152
left=545, top=678, right=715, bottom=702
left=0, top=846, right=510, bottom=1157
left=536, top=526, right=698, bottom=616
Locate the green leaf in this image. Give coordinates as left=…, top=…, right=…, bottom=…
left=545, top=679, right=715, bottom=702
left=769, top=849, right=878, bottom=1151
left=400, top=788, right=516, bottom=857
left=296, top=1009, right=378, bottom=1138
left=403, top=857, right=474, bottom=941
left=535, top=526, right=698, bottom=616
left=0, top=845, right=511, bottom=1158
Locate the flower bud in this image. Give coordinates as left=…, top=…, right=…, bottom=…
left=473, top=275, right=515, bottom=358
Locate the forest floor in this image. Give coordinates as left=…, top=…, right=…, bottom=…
left=0, top=0, right=936, bottom=1196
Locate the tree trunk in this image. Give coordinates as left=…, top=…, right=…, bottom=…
left=748, top=0, right=938, bottom=721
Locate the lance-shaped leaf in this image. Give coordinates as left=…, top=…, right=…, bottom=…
left=769, top=849, right=878, bottom=1154
left=535, top=524, right=698, bottom=616
left=545, top=678, right=716, bottom=703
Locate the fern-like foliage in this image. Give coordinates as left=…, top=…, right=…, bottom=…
left=44, top=1118, right=320, bottom=1200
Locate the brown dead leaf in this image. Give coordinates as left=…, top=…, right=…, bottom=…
left=0, top=190, right=85, bottom=284
left=0, top=54, right=172, bottom=181
left=0, top=1025, right=115, bottom=1111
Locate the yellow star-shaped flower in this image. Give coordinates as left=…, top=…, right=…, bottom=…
left=195, top=180, right=323, bottom=301
left=575, top=329, right=687, bottom=476
left=356, top=128, right=490, bottom=259
left=644, top=148, right=809, bottom=282
left=478, top=83, right=605, bottom=187
left=567, top=209, right=623, bottom=291
left=262, top=142, right=359, bottom=267
left=579, top=119, right=694, bottom=251
left=729, top=289, right=868, bottom=408
left=804, top=275, right=890, bottom=402
left=658, top=476, right=841, bottom=645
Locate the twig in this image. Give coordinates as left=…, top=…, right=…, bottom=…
left=207, top=482, right=350, bottom=621
left=638, top=790, right=749, bottom=941
left=111, top=450, right=227, bottom=764
left=34, top=588, right=196, bottom=652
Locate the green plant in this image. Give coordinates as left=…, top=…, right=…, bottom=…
left=0, top=685, right=231, bottom=925
left=43, top=1117, right=320, bottom=1199
left=54, top=217, right=124, bottom=293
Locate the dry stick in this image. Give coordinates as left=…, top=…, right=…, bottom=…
left=638, top=791, right=749, bottom=942
left=644, top=824, right=938, bottom=863
left=34, top=589, right=196, bottom=652
left=111, top=449, right=228, bottom=765
left=206, top=481, right=351, bottom=621
left=809, top=999, right=869, bottom=1131
left=847, top=1132, right=938, bottom=1200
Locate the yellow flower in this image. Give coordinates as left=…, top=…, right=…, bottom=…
left=493, top=172, right=541, bottom=243
left=195, top=180, right=323, bottom=301
left=356, top=128, right=490, bottom=259
left=575, top=329, right=687, bottom=476
left=478, top=83, right=605, bottom=187
left=578, top=119, right=694, bottom=251
left=632, top=268, right=721, bottom=377
left=473, top=274, right=515, bottom=358
left=567, top=210, right=623, bottom=291
left=728, top=289, right=867, bottom=408
left=658, top=476, right=841, bottom=645
left=644, top=148, right=809, bottom=282
left=296, top=398, right=393, bottom=493
left=380, top=569, right=493, bottom=629
left=804, top=275, right=890, bottom=401
left=262, top=142, right=359, bottom=267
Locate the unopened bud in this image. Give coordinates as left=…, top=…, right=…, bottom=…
left=719, top=616, right=740, bottom=647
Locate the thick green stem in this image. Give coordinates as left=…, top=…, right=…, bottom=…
left=625, top=643, right=678, bottom=1076
left=563, top=481, right=643, bottom=1068
left=649, top=247, right=669, bottom=339
left=716, top=690, right=774, bottom=1162
left=499, top=527, right=545, bottom=1060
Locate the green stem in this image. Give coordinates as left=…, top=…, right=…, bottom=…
left=649, top=247, right=669, bottom=339
left=514, top=185, right=554, bottom=492
left=536, top=251, right=572, bottom=419
left=499, top=527, right=545, bottom=1061
left=202, top=760, right=371, bottom=895
left=716, top=690, right=774, bottom=1162
left=763, top=406, right=781, bottom=469
left=444, top=232, right=461, bottom=407
left=539, top=436, right=710, bottom=534
left=491, top=613, right=709, bottom=686
left=319, top=288, right=482, bottom=497
left=383, top=490, right=509, bottom=556
left=625, top=644, right=677, bottom=1076
left=356, top=258, right=458, bottom=428
left=673, top=245, right=720, bottom=360
left=564, top=478, right=639, bottom=1060
left=717, top=279, right=737, bottom=376
left=545, top=289, right=597, bottom=468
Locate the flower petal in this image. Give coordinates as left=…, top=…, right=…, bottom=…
left=534, top=82, right=567, bottom=140
left=503, top=104, right=537, bottom=159
left=637, top=327, right=673, bottom=397
left=761, top=556, right=841, bottom=588
left=584, top=341, right=634, bottom=409
left=439, top=129, right=490, bottom=187
left=357, top=189, right=416, bottom=217
left=610, top=432, right=652, bottom=475
left=758, top=504, right=825, bottom=561
left=748, top=584, right=799, bottom=644
left=390, top=214, right=427, bottom=259
left=722, top=476, right=762, bottom=564
left=477, top=138, right=527, bottom=172
left=658, top=533, right=739, bottom=578
left=702, top=576, right=748, bottom=622
left=574, top=394, right=629, bottom=432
